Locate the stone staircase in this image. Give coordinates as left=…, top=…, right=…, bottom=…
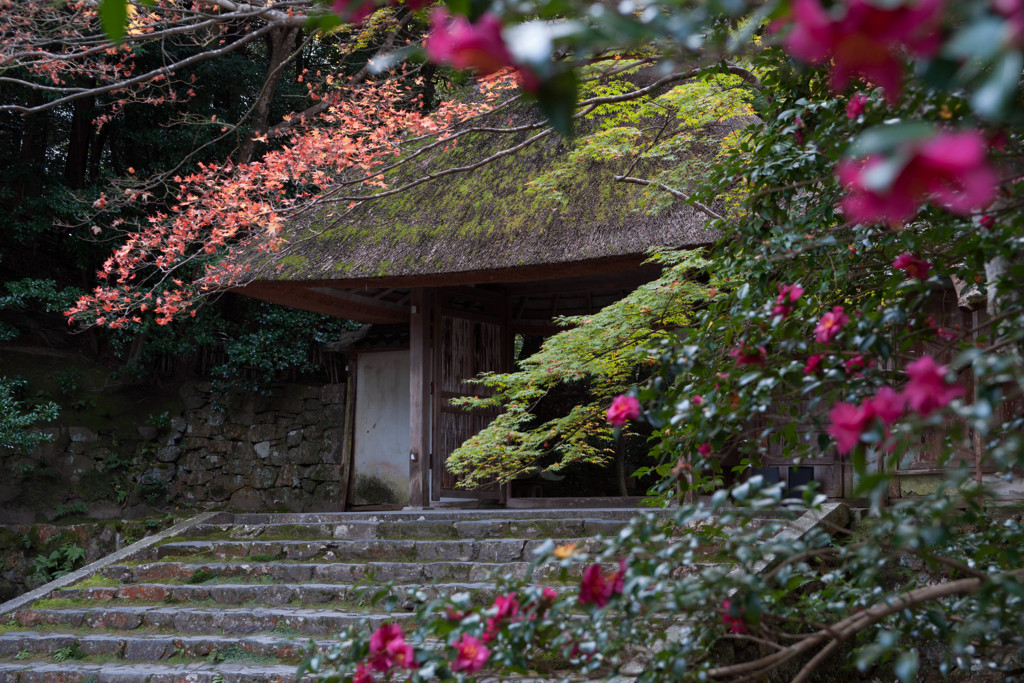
left=0, top=508, right=653, bottom=682
left=0, top=506, right=847, bottom=682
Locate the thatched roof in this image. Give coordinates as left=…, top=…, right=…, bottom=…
left=228, top=75, right=755, bottom=293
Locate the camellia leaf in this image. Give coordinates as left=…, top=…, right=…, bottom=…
left=535, top=70, right=578, bottom=137
left=894, top=651, right=919, bottom=683
left=971, top=50, right=1024, bottom=121
left=849, top=123, right=935, bottom=157
left=99, top=0, right=129, bottom=42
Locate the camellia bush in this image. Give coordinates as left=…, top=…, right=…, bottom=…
left=298, top=0, right=1024, bottom=680
left=79, top=0, right=1024, bottom=678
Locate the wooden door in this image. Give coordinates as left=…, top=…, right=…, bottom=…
left=432, top=287, right=510, bottom=500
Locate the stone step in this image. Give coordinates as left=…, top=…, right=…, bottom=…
left=150, top=537, right=597, bottom=563
left=10, top=606, right=408, bottom=636
left=213, top=508, right=658, bottom=524
left=0, top=631, right=328, bottom=661
left=0, top=660, right=304, bottom=682
left=182, top=517, right=631, bottom=541
left=100, top=558, right=615, bottom=584
left=0, top=506, right=841, bottom=683
left=51, top=582, right=496, bottom=607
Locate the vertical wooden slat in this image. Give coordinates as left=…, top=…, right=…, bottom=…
left=431, top=293, right=445, bottom=501
left=409, top=288, right=433, bottom=508
left=338, top=370, right=356, bottom=511
left=431, top=287, right=508, bottom=499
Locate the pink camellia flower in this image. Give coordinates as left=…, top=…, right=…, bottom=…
left=846, top=92, right=869, bottom=119
left=483, top=592, right=520, bottom=641
left=698, top=443, right=712, bottom=456
left=869, top=386, right=905, bottom=425
left=893, top=252, right=932, bottom=279
left=578, top=559, right=626, bottom=608
left=606, top=395, right=641, bottom=427
left=993, top=0, right=1024, bottom=44
left=425, top=10, right=512, bottom=74
left=903, top=355, right=964, bottom=415
left=814, top=306, right=849, bottom=344
left=827, top=400, right=874, bottom=454
left=783, top=0, right=943, bottom=102
left=731, top=343, right=767, bottom=366
left=531, top=586, right=558, bottom=610
left=838, top=132, right=997, bottom=227
left=493, top=593, right=520, bottom=620
left=772, top=283, right=804, bottom=319
left=927, top=316, right=958, bottom=341
left=424, top=10, right=540, bottom=91
left=843, top=354, right=873, bottom=376
left=692, top=394, right=704, bottom=406
left=721, top=599, right=749, bottom=634
left=451, top=634, right=490, bottom=674
left=793, top=115, right=805, bottom=144
left=369, top=623, right=402, bottom=653
left=804, top=354, right=824, bottom=374
left=369, top=624, right=417, bottom=671
left=386, top=639, right=416, bottom=670
left=353, top=662, right=375, bottom=683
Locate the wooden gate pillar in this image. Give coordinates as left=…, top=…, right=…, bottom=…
left=408, top=287, right=433, bottom=508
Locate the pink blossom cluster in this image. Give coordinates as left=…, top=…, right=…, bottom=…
left=838, top=132, right=997, bottom=226
left=425, top=10, right=539, bottom=91
left=893, top=252, right=932, bottom=280
left=358, top=621, right=493, bottom=678
left=846, top=92, right=869, bottom=119
left=578, top=559, right=626, bottom=608
left=353, top=623, right=419, bottom=682
left=828, top=355, right=964, bottom=454
left=332, top=1, right=539, bottom=92
left=484, top=592, right=521, bottom=642
left=731, top=342, right=768, bottom=366
left=772, top=283, right=804, bottom=320
left=721, top=599, right=749, bottom=634
left=814, top=306, right=850, bottom=344
left=434, top=586, right=559, bottom=675
left=606, top=394, right=642, bottom=427
left=451, top=634, right=490, bottom=673
left=783, top=0, right=943, bottom=102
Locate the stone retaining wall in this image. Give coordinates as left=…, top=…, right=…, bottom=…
left=0, top=519, right=175, bottom=601
left=0, top=381, right=348, bottom=521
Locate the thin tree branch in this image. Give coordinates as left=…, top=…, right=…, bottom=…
left=613, top=175, right=727, bottom=222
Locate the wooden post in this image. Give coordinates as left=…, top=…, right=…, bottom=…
left=338, top=368, right=356, bottom=512
left=409, top=287, right=432, bottom=508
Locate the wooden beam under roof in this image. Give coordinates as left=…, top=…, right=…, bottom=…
left=234, top=254, right=654, bottom=292
left=235, top=281, right=410, bottom=324
left=310, top=287, right=412, bottom=315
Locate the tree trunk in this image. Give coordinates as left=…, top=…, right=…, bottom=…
left=88, top=123, right=111, bottom=186
left=237, top=26, right=299, bottom=164
left=10, top=94, right=49, bottom=205
left=63, top=95, right=96, bottom=188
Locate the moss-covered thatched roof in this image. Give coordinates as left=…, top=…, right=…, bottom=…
left=231, top=71, right=755, bottom=289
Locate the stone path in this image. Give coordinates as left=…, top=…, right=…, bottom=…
left=0, top=505, right=848, bottom=681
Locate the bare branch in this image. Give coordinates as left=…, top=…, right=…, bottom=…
left=613, top=175, right=727, bottom=222
left=4, top=22, right=279, bottom=115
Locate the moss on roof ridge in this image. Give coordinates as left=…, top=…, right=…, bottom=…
left=237, top=67, right=758, bottom=283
